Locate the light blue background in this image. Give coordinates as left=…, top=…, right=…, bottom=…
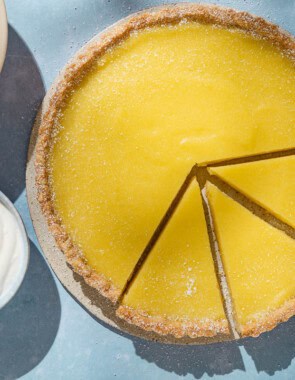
left=0, top=1, right=295, bottom=379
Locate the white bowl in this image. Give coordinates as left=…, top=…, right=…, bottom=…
left=0, top=0, right=8, bottom=71
left=0, top=191, right=30, bottom=309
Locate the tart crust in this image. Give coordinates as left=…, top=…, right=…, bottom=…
left=35, top=3, right=295, bottom=337
left=240, top=297, right=295, bottom=337
left=116, top=305, right=229, bottom=338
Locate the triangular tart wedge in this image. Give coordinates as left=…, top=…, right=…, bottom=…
left=117, top=179, right=229, bottom=338
left=206, top=183, right=295, bottom=337
left=209, top=155, right=295, bottom=228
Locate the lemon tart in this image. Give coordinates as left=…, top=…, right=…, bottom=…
left=206, top=183, right=295, bottom=337
left=35, top=4, right=295, bottom=339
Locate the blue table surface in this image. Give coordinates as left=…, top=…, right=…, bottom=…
left=0, top=1, right=295, bottom=379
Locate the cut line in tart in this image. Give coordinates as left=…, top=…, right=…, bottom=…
left=209, top=155, right=295, bottom=229
left=117, top=178, right=229, bottom=338
left=206, top=183, right=295, bottom=337
left=34, top=3, right=295, bottom=340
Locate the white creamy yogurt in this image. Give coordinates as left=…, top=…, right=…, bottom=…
left=0, top=201, right=25, bottom=305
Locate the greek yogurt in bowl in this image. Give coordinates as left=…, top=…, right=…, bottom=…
left=0, top=192, right=29, bottom=309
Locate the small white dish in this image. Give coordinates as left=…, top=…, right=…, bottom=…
left=0, top=191, right=30, bottom=309
left=0, top=0, right=8, bottom=71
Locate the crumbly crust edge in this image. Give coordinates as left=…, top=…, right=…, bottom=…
left=34, top=3, right=295, bottom=335
left=116, top=305, right=230, bottom=338
left=116, top=297, right=295, bottom=339
left=240, top=297, right=295, bottom=337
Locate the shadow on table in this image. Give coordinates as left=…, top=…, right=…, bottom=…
left=0, top=25, right=45, bottom=202
left=0, top=241, right=61, bottom=379
left=242, top=316, right=295, bottom=375
left=0, top=24, right=57, bottom=379
left=132, top=317, right=295, bottom=379
left=133, top=338, right=244, bottom=378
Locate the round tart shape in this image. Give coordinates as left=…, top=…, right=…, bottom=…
left=34, top=4, right=295, bottom=340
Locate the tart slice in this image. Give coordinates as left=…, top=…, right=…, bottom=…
left=206, top=183, right=295, bottom=337
left=117, top=179, right=228, bottom=338
left=209, top=155, right=295, bottom=228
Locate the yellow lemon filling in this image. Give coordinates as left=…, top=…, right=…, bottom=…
left=49, top=22, right=295, bottom=308
left=206, top=183, right=295, bottom=331
left=121, top=179, right=226, bottom=326
left=209, top=155, right=295, bottom=228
